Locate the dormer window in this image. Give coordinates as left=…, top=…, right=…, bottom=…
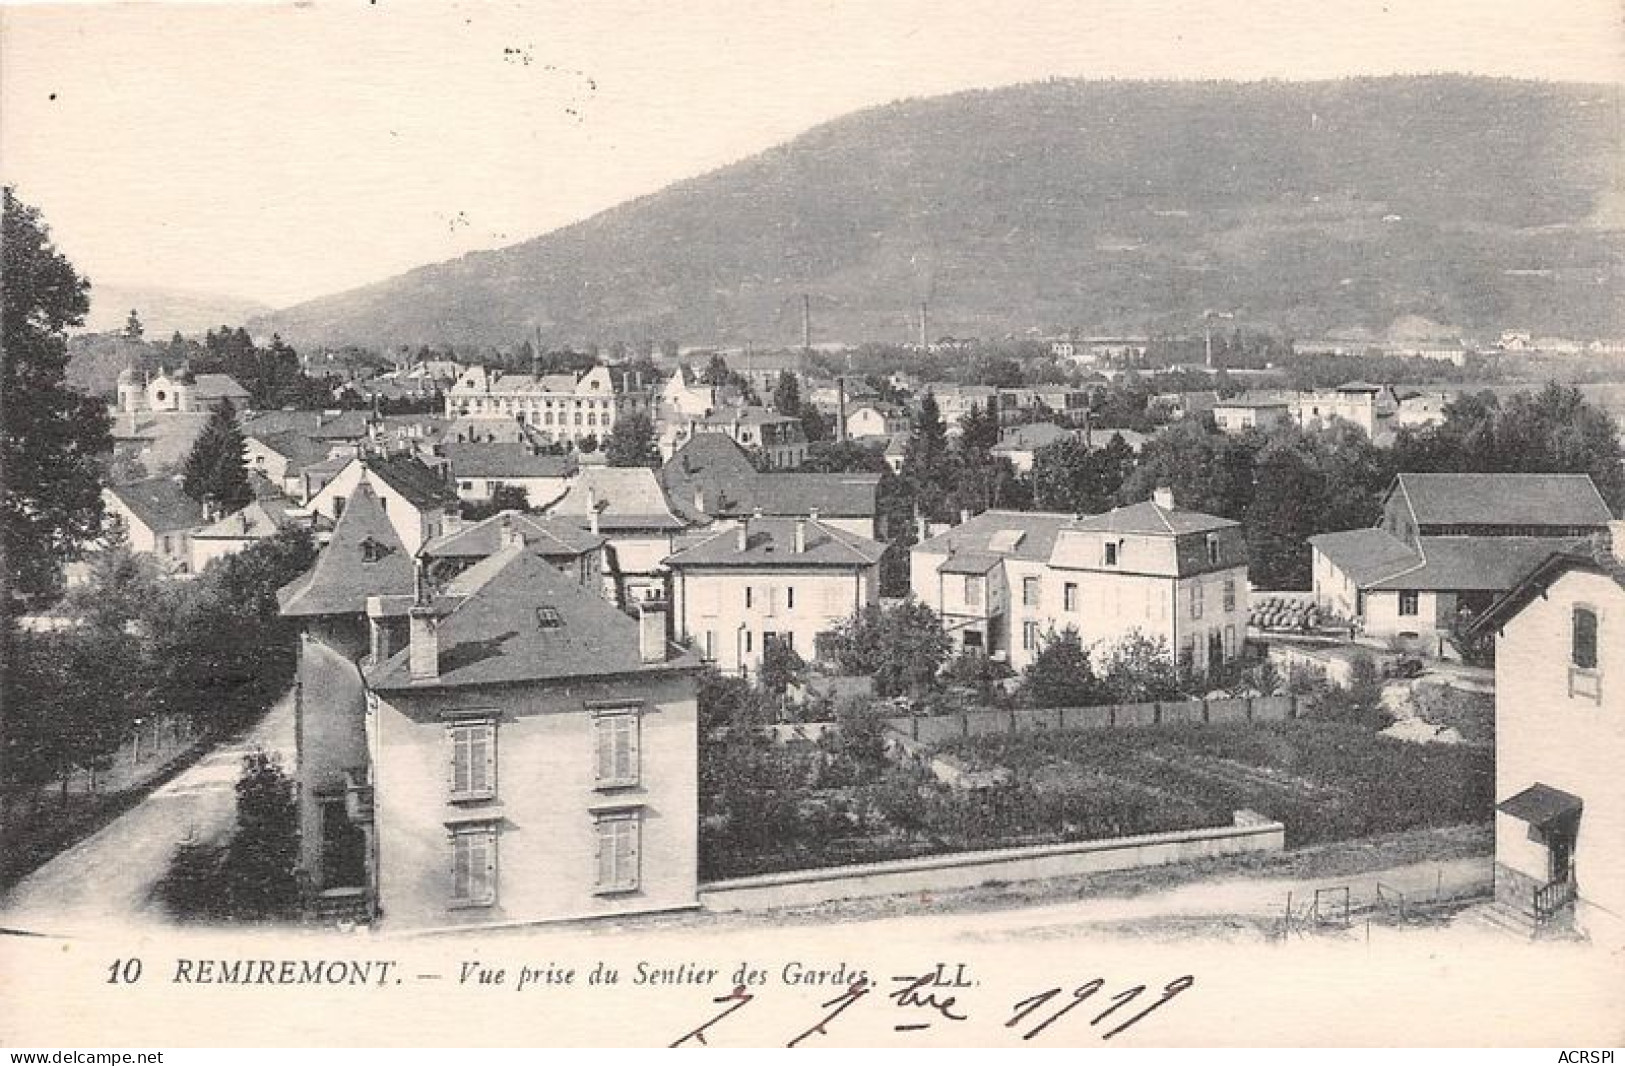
left=535, top=605, right=564, bottom=630
left=1207, top=534, right=1221, bottom=566
left=359, top=536, right=393, bottom=564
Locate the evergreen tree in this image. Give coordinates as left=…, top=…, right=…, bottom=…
left=1244, top=439, right=1329, bottom=590
left=605, top=411, right=661, bottom=468
left=123, top=308, right=144, bottom=340
left=1, top=187, right=112, bottom=599
left=772, top=369, right=802, bottom=416
left=182, top=398, right=252, bottom=515
left=902, top=390, right=954, bottom=521
left=957, top=402, right=1001, bottom=459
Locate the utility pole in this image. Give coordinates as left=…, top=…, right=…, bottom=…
left=802, top=293, right=811, bottom=351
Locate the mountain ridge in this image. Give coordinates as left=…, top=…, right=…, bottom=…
left=253, top=75, right=1625, bottom=350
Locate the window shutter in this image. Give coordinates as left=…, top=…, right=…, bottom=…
left=622, top=820, right=640, bottom=886
left=451, top=729, right=470, bottom=796
left=480, top=726, right=496, bottom=795
left=595, top=822, right=613, bottom=887
left=451, top=836, right=470, bottom=900
left=479, top=832, right=496, bottom=901
left=595, top=719, right=614, bottom=781
left=623, top=716, right=639, bottom=783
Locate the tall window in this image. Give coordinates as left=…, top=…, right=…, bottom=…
left=1022, top=621, right=1040, bottom=651
left=1022, top=576, right=1040, bottom=608
left=1398, top=590, right=1419, bottom=616
left=787, top=587, right=795, bottom=610
left=448, top=720, right=496, bottom=802
left=1190, top=582, right=1204, bottom=620
left=1222, top=579, right=1236, bottom=613
left=449, top=825, right=497, bottom=907
left=1206, top=535, right=1220, bottom=565
left=1063, top=583, right=1078, bottom=612
left=594, top=708, right=641, bottom=789
left=1103, top=541, right=1119, bottom=566
left=594, top=811, right=641, bottom=894
left=1572, top=606, right=1598, bottom=670
left=744, top=586, right=753, bottom=609
left=964, top=575, right=983, bottom=607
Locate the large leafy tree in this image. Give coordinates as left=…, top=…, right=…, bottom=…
left=605, top=410, right=661, bottom=469
left=1, top=187, right=113, bottom=600
left=1033, top=433, right=1137, bottom=514
left=182, top=397, right=252, bottom=515
left=1020, top=626, right=1105, bottom=708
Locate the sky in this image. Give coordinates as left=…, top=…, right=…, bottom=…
left=2, top=0, right=1621, bottom=310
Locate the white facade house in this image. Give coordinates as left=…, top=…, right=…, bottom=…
left=664, top=515, right=885, bottom=676
left=912, top=492, right=1248, bottom=675
left=101, top=477, right=207, bottom=574
left=1471, top=533, right=1625, bottom=946
left=306, top=454, right=460, bottom=556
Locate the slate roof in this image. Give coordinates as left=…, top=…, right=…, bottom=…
left=939, top=551, right=1004, bottom=575
left=192, top=499, right=299, bottom=541
left=991, top=423, right=1080, bottom=451
left=699, top=406, right=799, bottom=427
left=914, top=510, right=1074, bottom=562
left=1069, top=500, right=1237, bottom=536
left=545, top=467, right=686, bottom=531
left=367, top=548, right=700, bottom=691
left=1392, top=473, right=1612, bottom=529
left=241, top=410, right=372, bottom=441
left=1466, top=530, right=1625, bottom=635
left=1365, top=536, right=1584, bottom=592
left=664, top=517, right=885, bottom=569
left=1497, top=783, right=1583, bottom=828
left=658, top=435, right=882, bottom=526
left=1215, top=391, right=1293, bottom=408
left=422, top=511, right=605, bottom=560
left=192, top=374, right=251, bottom=402
left=278, top=483, right=415, bottom=617
left=1308, top=528, right=1423, bottom=586
left=250, top=430, right=337, bottom=473
left=364, top=454, right=460, bottom=508
left=441, top=443, right=577, bottom=480
left=105, top=477, right=207, bottom=534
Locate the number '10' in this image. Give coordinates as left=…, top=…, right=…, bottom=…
left=107, top=958, right=143, bottom=984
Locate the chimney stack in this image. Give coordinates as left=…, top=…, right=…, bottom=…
left=736, top=516, right=750, bottom=552
left=802, top=293, right=812, bottom=351
left=694, top=486, right=707, bottom=514
left=499, top=513, right=524, bottom=550
left=1153, top=485, right=1176, bottom=510
left=836, top=377, right=848, bottom=443
left=638, top=597, right=669, bottom=664
left=1607, top=521, right=1625, bottom=565
left=794, top=518, right=807, bottom=554
left=959, top=508, right=971, bottom=526
left=408, top=604, right=440, bottom=682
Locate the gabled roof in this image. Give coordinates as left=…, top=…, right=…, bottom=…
left=241, top=409, right=372, bottom=441
left=249, top=430, right=336, bottom=473
left=1467, top=531, right=1625, bottom=636
left=1069, top=500, right=1237, bottom=537
left=698, top=405, right=799, bottom=427
left=1365, top=536, right=1585, bottom=592
left=545, top=467, right=686, bottom=531
left=914, top=510, right=1073, bottom=562
left=104, top=477, right=207, bottom=534
left=1308, top=528, right=1423, bottom=586
left=278, top=483, right=415, bottom=617
left=367, top=549, right=699, bottom=691
left=1391, top=473, right=1612, bottom=529
left=192, top=374, right=251, bottom=401
left=421, top=510, right=605, bottom=560
left=991, top=423, right=1080, bottom=451
left=364, top=454, right=460, bottom=509
left=192, top=499, right=298, bottom=541
left=441, top=443, right=577, bottom=480
left=745, top=474, right=881, bottom=519
left=1215, top=390, right=1293, bottom=408
left=664, top=517, right=885, bottom=569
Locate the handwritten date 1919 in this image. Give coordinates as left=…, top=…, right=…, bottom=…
left=1007, top=974, right=1196, bottom=1042
left=671, top=969, right=1195, bottom=1046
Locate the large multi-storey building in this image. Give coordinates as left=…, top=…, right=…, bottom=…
left=444, top=365, right=657, bottom=447
left=911, top=490, right=1248, bottom=676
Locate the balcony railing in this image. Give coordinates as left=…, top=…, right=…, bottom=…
left=1533, top=875, right=1577, bottom=923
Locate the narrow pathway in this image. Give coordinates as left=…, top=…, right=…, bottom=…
left=0, top=690, right=296, bottom=937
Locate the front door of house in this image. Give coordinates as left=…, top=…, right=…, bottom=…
left=1548, top=818, right=1577, bottom=884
